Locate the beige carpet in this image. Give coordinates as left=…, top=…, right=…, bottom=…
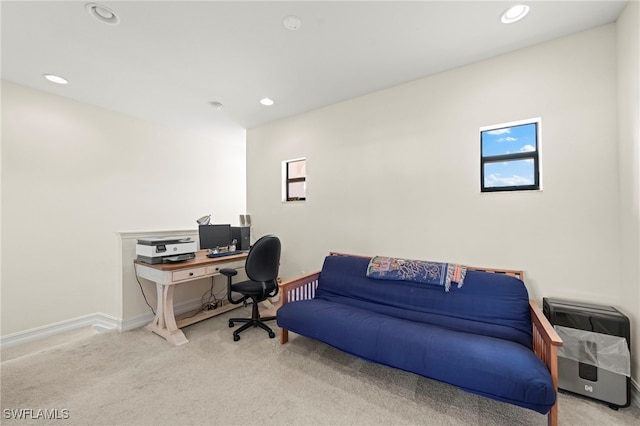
left=2, top=307, right=639, bottom=426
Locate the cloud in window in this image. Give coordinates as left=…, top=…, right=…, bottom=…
left=485, top=173, right=533, bottom=187
left=520, top=144, right=536, bottom=152
left=486, top=128, right=511, bottom=135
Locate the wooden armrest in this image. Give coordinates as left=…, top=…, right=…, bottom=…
left=279, top=271, right=321, bottom=304
left=530, top=300, right=562, bottom=346
left=529, top=299, right=562, bottom=426
left=278, top=271, right=320, bottom=345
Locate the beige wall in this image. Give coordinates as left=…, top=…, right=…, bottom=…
left=1, top=81, right=247, bottom=335
left=247, top=23, right=638, bottom=384
left=617, top=0, right=640, bottom=390
left=1, top=4, right=637, bottom=393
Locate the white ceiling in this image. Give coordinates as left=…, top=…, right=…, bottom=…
left=1, top=1, right=629, bottom=132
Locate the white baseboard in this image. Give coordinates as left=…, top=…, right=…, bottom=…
left=0, top=312, right=120, bottom=348
left=121, top=295, right=218, bottom=331
left=119, top=312, right=153, bottom=332
left=1, top=297, right=216, bottom=348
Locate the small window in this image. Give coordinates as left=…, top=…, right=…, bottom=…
left=283, top=158, right=306, bottom=201
left=480, top=118, right=540, bottom=192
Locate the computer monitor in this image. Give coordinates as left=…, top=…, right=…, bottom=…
left=199, top=224, right=232, bottom=250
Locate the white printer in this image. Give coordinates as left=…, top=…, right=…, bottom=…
left=136, top=237, right=197, bottom=264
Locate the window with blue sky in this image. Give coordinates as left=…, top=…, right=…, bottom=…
left=480, top=119, right=540, bottom=192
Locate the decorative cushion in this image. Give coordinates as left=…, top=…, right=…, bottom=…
left=366, top=255, right=467, bottom=291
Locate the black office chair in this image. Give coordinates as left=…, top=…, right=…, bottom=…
left=220, top=234, right=281, bottom=341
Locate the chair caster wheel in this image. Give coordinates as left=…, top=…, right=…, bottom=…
left=268, top=332, right=275, bottom=338
left=233, top=335, right=240, bottom=342
left=229, top=321, right=234, bottom=327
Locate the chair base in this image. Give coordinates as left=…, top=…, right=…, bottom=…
left=228, top=301, right=276, bottom=341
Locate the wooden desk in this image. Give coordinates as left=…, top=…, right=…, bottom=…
left=134, top=250, right=248, bottom=346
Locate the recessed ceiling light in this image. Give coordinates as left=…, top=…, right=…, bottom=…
left=501, top=4, right=530, bottom=24
left=260, top=98, right=274, bottom=106
left=43, top=74, right=68, bottom=85
left=209, top=101, right=224, bottom=111
left=283, top=15, right=301, bottom=31
left=86, top=3, right=120, bottom=25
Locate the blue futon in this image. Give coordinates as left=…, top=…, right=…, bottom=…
left=277, top=253, right=562, bottom=425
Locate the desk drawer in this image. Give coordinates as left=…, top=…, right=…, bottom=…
left=206, top=260, right=245, bottom=275
left=172, top=267, right=206, bottom=282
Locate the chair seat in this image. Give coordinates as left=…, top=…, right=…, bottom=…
left=231, top=279, right=277, bottom=297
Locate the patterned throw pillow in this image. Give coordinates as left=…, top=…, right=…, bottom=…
left=366, top=256, right=467, bottom=292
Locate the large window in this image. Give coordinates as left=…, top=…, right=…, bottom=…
left=480, top=118, right=541, bottom=192
left=283, top=158, right=306, bottom=201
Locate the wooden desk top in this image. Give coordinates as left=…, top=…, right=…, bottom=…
left=134, top=250, right=247, bottom=271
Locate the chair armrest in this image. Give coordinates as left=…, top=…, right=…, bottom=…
left=529, top=299, right=562, bottom=426
left=219, top=268, right=238, bottom=277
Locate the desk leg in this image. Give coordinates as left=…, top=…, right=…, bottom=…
left=145, top=283, right=189, bottom=347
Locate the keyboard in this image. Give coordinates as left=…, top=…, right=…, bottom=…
left=206, top=250, right=247, bottom=259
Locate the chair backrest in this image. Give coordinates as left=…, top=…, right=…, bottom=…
left=245, top=234, right=281, bottom=283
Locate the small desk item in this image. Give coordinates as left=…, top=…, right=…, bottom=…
left=134, top=250, right=248, bottom=346
left=206, top=250, right=247, bottom=258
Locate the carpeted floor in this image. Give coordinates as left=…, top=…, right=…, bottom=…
left=2, top=307, right=639, bottom=425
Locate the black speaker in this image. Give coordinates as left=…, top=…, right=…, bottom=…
left=231, top=226, right=250, bottom=251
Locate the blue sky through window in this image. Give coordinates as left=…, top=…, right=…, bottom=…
left=484, top=160, right=534, bottom=187
left=481, top=121, right=538, bottom=190
left=481, top=123, right=537, bottom=156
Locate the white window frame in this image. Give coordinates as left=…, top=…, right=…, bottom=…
left=281, top=157, right=306, bottom=202
left=480, top=117, right=542, bottom=193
